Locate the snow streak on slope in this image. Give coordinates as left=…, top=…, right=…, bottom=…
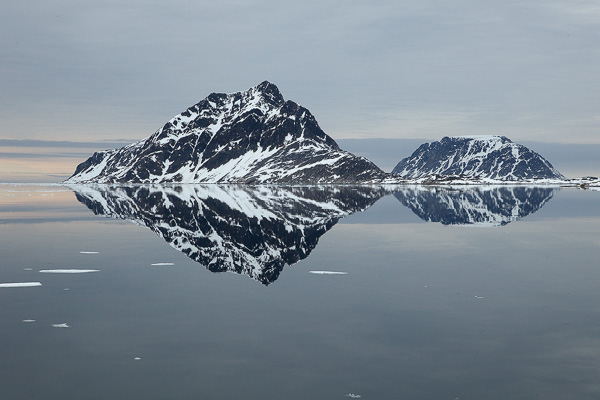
left=71, top=185, right=387, bottom=284
left=65, top=82, right=386, bottom=184
left=392, top=136, right=565, bottom=181
left=393, top=185, right=557, bottom=226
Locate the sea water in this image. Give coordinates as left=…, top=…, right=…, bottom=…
left=0, top=184, right=599, bottom=399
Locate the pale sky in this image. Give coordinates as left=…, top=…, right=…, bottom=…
left=1, top=0, right=599, bottom=144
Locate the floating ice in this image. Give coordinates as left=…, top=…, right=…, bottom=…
left=475, top=296, right=485, bottom=299
left=134, top=357, right=141, bottom=360
left=23, top=268, right=33, bottom=271
left=309, top=271, right=348, bottom=275
left=345, top=394, right=362, bottom=398
left=0, top=282, right=42, bottom=288
left=51, top=323, right=70, bottom=328
left=22, top=319, right=36, bottom=323
left=150, top=263, right=175, bottom=266
left=79, top=251, right=99, bottom=254
left=39, top=269, right=99, bottom=274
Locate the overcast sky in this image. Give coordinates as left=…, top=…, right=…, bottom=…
left=1, top=0, right=599, bottom=144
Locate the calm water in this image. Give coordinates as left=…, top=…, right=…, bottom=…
left=1, top=184, right=599, bottom=399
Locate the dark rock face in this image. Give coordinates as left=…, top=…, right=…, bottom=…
left=392, top=136, right=565, bottom=180
left=71, top=184, right=387, bottom=284
left=393, top=186, right=556, bottom=226
left=66, top=81, right=387, bottom=184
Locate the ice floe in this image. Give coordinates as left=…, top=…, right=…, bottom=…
left=134, top=357, right=141, bottom=360
left=309, top=271, right=348, bottom=275
left=22, top=319, right=36, bottom=323
left=345, top=394, right=362, bottom=398
left=150, top=262, right=175, bottom=266
left=0, top=282, right=42, bottom=288
left=51, top=323, right=70, bottom=328
left=39, top=269, right=99, bottom=274
left=79, top=251, right=99, bottom=254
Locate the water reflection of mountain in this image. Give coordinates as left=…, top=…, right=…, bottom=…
left=72, top=185, right=386, bottom=284
left=393, top=186, right=556, bottom=226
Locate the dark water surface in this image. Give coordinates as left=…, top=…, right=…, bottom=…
left=1, top=184, right=599, bottom=399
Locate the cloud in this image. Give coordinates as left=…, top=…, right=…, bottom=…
left=0, top=0, right=599, bottom=143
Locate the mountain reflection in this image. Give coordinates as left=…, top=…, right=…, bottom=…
left=71, top=185, right=387, bottom=284
left=393, top=186, right=556, bottom=226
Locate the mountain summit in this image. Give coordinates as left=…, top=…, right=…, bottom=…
left=392, top=135, right=565, bottom=180
left=65, top=81, right=386, bottom=184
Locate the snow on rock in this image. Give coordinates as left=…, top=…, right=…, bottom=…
left=65, top=81, right=386, bottom=184
left=392, top=136, right=565, bottom=181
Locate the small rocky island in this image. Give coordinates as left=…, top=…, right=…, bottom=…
left=392, top=135, right=564, bottom=181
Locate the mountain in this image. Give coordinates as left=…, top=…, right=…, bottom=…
left=65, top=81, right=387, bottom=184
left=71, top=185, right=387, bottom=284
left=393, top=186, right=556, bottom=226
left=392, top=136, right=565, bottom=180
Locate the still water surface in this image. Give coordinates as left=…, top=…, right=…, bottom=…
left=1, top=184, right=599, bottom=399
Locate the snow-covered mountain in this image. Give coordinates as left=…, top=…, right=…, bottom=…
left=393, top=185, right=556, bottom=226
left=71, top=185, right=386, bottom=284
left=65, top=81, right=386, bottom=184
left=392, top=136, right=565, bottom=181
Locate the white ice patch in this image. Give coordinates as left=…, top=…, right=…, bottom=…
left=150, top=263, right=175, bottom=266
left=309, top=271, right=348, bottom=275
left=79, top=251, right=99, bottom=254
left=345, top=394, right=362, bottom=398
left=134, top=357, right=141, bottom=360
left=475, top=296, right=485, bottom=299
left=22, top=319, right=36, bottom=323
left=0, top=282, right=42, bottom=288
left=39, top=269, right=100, bottom=274
left=51, top=323, right=70, bottom=328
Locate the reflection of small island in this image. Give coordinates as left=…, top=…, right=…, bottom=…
left=72, top=185, right=386, bottom=284
left=393, top=186, right=556, bottom=226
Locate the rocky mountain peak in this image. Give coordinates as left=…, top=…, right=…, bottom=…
left=65, top=82, right=385, bottom=184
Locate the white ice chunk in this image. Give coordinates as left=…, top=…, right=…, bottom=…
left=51, top=323, right=70, bottom=328
left=22, top=319, right=36, bottom=323
left=79, top=251, right=99, bottom=254
left=150, top=263, right=175, bottom=266
left=0, top=282, right=42, bottom=288
left=39, top=269, right=100, bottom=274
left=345, top=394, right=362, bottom=398
left=309, top=271, right=348, bottom=275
